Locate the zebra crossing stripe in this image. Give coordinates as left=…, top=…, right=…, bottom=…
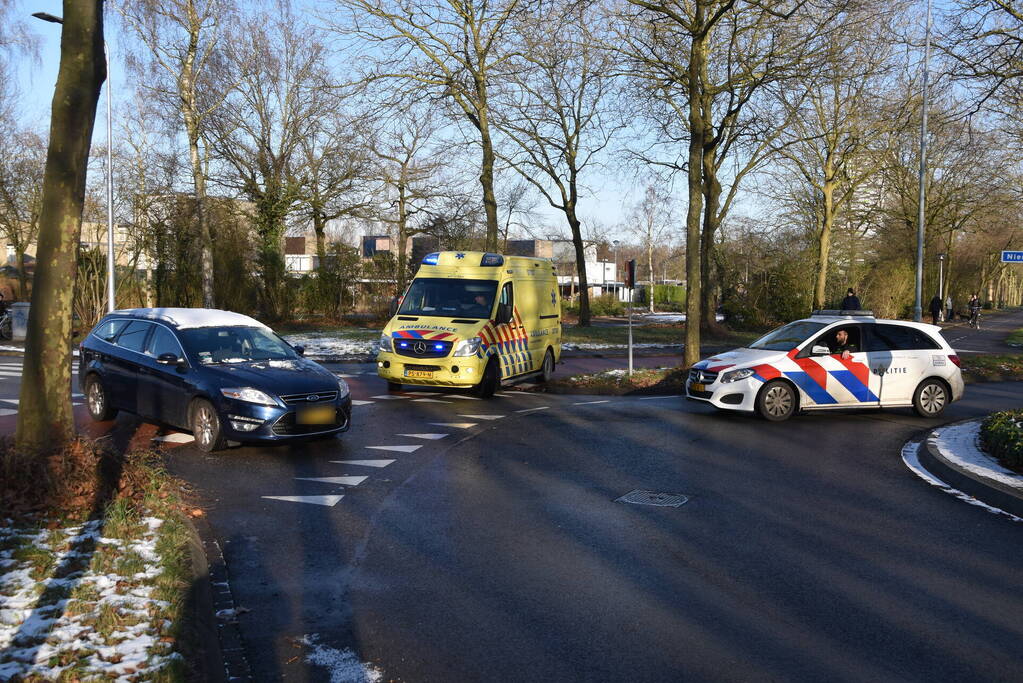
left=330, top=459, right=395, bottom=468
left=366, top=445, right=422, bottom=453
left=262, top=495, right=343, bottom=507
left=398, top=433, right=449, bottom=440
left=294, top=476, right=368, bottom=486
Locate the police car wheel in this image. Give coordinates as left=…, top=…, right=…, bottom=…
left=913, top=379, right=948, bottom=418
left=756, top=380, right=796, bottom=422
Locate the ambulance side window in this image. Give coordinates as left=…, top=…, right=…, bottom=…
left=497, top=282, right=514, bottom=323
left=500, top=282, right=513, bottom=307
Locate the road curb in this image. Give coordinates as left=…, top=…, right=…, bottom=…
left=917, top=418, right=1023, bottom=518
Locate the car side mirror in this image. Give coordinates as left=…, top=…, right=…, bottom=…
left=388, top=296, right=399, bottom=317
left=294, top=345, right=306, bottom=357
left=811, top=344, right=831, bottom=356
left=157, top=352, right=180, bottom=365
left=496, top=302, right=512, bottom=325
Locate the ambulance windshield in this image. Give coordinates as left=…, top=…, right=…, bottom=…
left=748, top=321, right=827, bottom=351
left=398, top=278, right=499, bottom=319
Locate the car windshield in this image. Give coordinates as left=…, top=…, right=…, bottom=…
left=178, top=326, right=298, bottom=364
left=747, top=321, right=827, bottom=351
left=398, top=278, right=499, bottom=319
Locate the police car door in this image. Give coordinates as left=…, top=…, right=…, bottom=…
left=796, top=324, right=879, bottom=407
left=867, top=323, right=934, bottom=405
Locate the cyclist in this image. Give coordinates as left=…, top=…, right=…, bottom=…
left=968, top=294, right=982, bottom=329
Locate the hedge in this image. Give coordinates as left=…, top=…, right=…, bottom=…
left=980, top=410, right=1023, bottom=471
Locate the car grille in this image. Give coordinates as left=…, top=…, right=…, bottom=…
left=394, top=338, right=453, bottom=359
left=272, top=408, right=349, bottom=435
left=688, top=369, right=719, bottom=384
left=279, top=390, right=339, bottom=405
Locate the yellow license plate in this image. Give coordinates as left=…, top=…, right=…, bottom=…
left=691, top=382, right=705, bottom=392
left=404, top=369, right=433, bottom=378
left=296, top=405, right=335, bottom=425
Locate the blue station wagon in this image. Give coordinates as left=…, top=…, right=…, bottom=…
left=78, top=308, right=352, bottom=452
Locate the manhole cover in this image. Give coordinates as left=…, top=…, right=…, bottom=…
left=616, top=490, right=689, bottom=507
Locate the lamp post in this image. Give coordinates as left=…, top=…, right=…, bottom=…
left=33, top=11, right=115, bottom=313
left=937, top=252, right=946, bottom=320
left=913, top=0, right=932, bottom=323
left=612, top=239, right=619, bottom=301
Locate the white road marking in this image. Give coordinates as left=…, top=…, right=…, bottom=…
left=295, top=476, right=368, bottom=486
left=398, top=433, right=450, bottom=440
left=262, top=495, right=344, bottom=507
left=370, top=395, right=410, bottom=400
left=402, top=391, right=440, bottom=396
left=412, top=398, right=450, bottom=403
left=429, top=422, right=477, bottom=429
left=639, top=396, right=676, bottom=400
left=152, top=433, right=195, bottom=444
left=493, top=392, right=513, bottom=397
left=72, top=393, right=84, bottom=398
left=573, top=400, right=610, bottom=405
left=0, top=398, right=18, bottom=404
left=366, top=444, right=423, bottom=453
left=336, top=374, right=357, bottom=378
left=515, top=406, right=549, bottom=413
left=330, top=459, right=395, bottom=468
left=0, top=408, right=15, bottom=416
left=504, top=390, right=536, bottom=395
left=351, top=400, right=375, bottom=406
left=458, top=414, right=504, bottom=420
left=444, top=394, right=480, bottom=400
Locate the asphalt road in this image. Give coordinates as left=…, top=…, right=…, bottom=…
left=0, top=313, right=1021, bottom=681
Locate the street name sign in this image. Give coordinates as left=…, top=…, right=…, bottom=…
left=1002, top=251, right=1023, bottom=263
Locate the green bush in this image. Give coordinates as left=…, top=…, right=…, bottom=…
left=652, top=284, right=686, bottom=307
left=590, top=293, right=624, bottom=317
left=980, top=410, right=1023, bottom=470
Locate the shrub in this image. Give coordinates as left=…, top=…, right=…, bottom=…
left=980, top=410, right=1023, bottom=471
left=589, top=293, right=624, bottom=317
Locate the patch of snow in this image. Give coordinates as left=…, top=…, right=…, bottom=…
left=563, top=342, right=677, bottom=351
left=116, top=307, right=270, bottom=330
left=302, top=634, right=384, bottom=683
left=931, top=422, right=1023, bottom=492
left=282, top=334, right=376, bottom=357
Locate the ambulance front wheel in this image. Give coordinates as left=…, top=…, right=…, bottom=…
left=387, top=381, right=402, bottom=392
left=540, top=349, right=555, bottom=383
left=756, top=380, right=796, bottom=422
left=473, top=360, right=499, bottom=398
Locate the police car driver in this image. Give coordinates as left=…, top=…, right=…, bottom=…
left=831, top=329, right=857, bottom=360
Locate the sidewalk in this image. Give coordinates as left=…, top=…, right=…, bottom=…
left=905, top=419, right=1023, bottom=520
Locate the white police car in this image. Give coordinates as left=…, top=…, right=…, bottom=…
left=686, top=311, right=964, bottom=421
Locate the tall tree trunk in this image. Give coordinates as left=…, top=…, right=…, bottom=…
left=313, top=213, right=327, bottom=266
left=16, top=249, right=27, bottom=300
left=647, top=241, right=655, bottom=313
left=479, top=126, right=499, bottom=252
left=700, top=125, right=723, bottom=333
left=396, top=185, right=409, bottom=292
left=814, top=170, right=836, bottom=310
left=566, top=206, right=590, bottom=326
left=185, top=126, right=214, bottom=308
left=684, top=23, right=706, bottom=368
left=17, top=0, right=105, bottom=452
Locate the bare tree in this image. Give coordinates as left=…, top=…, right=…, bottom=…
left=627, top=183, right=674, bottom=313
left=118, top=0, right=236, bottom=307
left=18, top=0, right=106, bottom=452
left=495, top=1, right=623, bottom=326
left=0, top=127, right=45, bottom=299
left=330, top=0, right=525, bottom=251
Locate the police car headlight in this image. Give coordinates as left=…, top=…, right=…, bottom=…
left=220, top=387, right=279, bottom=406
left=452, top=337, right=483, bottom=357
left=378, top=335, right=393, bottom=353
left=721, top=368, right=755, bottom=383
left=336, top=377, right=350, bottom=398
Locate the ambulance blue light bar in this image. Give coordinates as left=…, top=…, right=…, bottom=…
left=480, top=253, right=504, bottom=266
left=422, top=252, right=440, bottom=265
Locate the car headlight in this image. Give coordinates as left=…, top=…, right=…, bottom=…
left=337, top=376, right=350, bottom=398
left=379, top=334, right=393, bottom=353
left=220, top=387, right=279, bottom=406
left=451, top=337, right=483, bottom=357
left=720, top=368, right=755, bottom=383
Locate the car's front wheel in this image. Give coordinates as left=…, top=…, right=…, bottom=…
left=756, top=380, right=797, bottom=422
left=190, top=399, right=226, bottom=452
left=84, top=375, right=117, bottom=421
left=913, top=378, right=949, bottom=418
left=473, top=359, right=500, bottom=398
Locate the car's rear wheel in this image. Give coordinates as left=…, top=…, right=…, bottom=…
left=756, top=380, right=796, bottom=422
left=85, top=375, right=117, bottom=421
left=913, top=378, right=949, bottom=418
left=539, top=348, right=555, bottom=383
left=190, top=399, right=226, bottom=452
left=473, top=359, right=500, bottom=398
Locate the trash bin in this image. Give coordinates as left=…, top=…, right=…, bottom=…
left=11, top=302, right=30, bottom=341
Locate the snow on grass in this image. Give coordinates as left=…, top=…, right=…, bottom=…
left=302, top=634, right=384, bottom=683
left=931, top=421, right=1023, bottom=492
left=562, top=342, right=676, bottom=351
left=282, top=332, right=377, bottom=358
left=0, top=515, right=183, bottom=680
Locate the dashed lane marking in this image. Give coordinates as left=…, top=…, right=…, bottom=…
left=262, top=495, right=344, bottom=507
left=370, top=395, right=410, bottom=400
left=0, top=408, right=15, bottom=417
left=429, top=422, right=478, bottom=429
left=402, top=391, right=440, bottom=396
left=458, top=414, right=505, bottom=420
left=399, top=433, right=450, bottom=440
left=639, top=396, right=677, bottom=400
left=152, top=433, right=195, bottom=444
left=351, top=400, right=375, bottom=406
left=573, top=400, right=611, bottom=405
left=412, top=398, right=451, bottom=403
left=366, top=444, right=423, bottom=453
left=444, top=395, right=480, bottom=400
left=515, top=406, right=549, bottom=413
left=295, top=476, right=368, bottom=486
left=330, top=459, right=395, bottom=468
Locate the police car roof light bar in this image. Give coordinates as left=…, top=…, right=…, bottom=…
left=812, top=309, right=875, bottom=317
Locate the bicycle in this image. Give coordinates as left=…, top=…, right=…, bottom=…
left=0, top=311, right=10, bottom=340
left=968, top=308, right=981, bottom=330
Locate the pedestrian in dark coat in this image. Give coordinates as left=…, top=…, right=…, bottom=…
left=840, top=288, right=861, bottom=311
left=929, top=295, right=942, bottom=325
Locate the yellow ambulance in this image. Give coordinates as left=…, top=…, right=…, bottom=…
left=376, top=251, right=562, bottom=398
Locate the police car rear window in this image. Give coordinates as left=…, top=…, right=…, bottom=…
left=868, top=324, right=941, bottom=352
left=748, top=321, right=827, bottom=351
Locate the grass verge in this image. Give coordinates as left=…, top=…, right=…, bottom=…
left=546, top=366, right=686, bottom=395
left=562, top=323, right=761, bottom=348
left=980, top=410, right=1023, bottom=474
left=1006, top=328, right=1023, bottom=348
left=959, top=354, right=1023, bottom=382
left=0, top=441, right=199, bottom=681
